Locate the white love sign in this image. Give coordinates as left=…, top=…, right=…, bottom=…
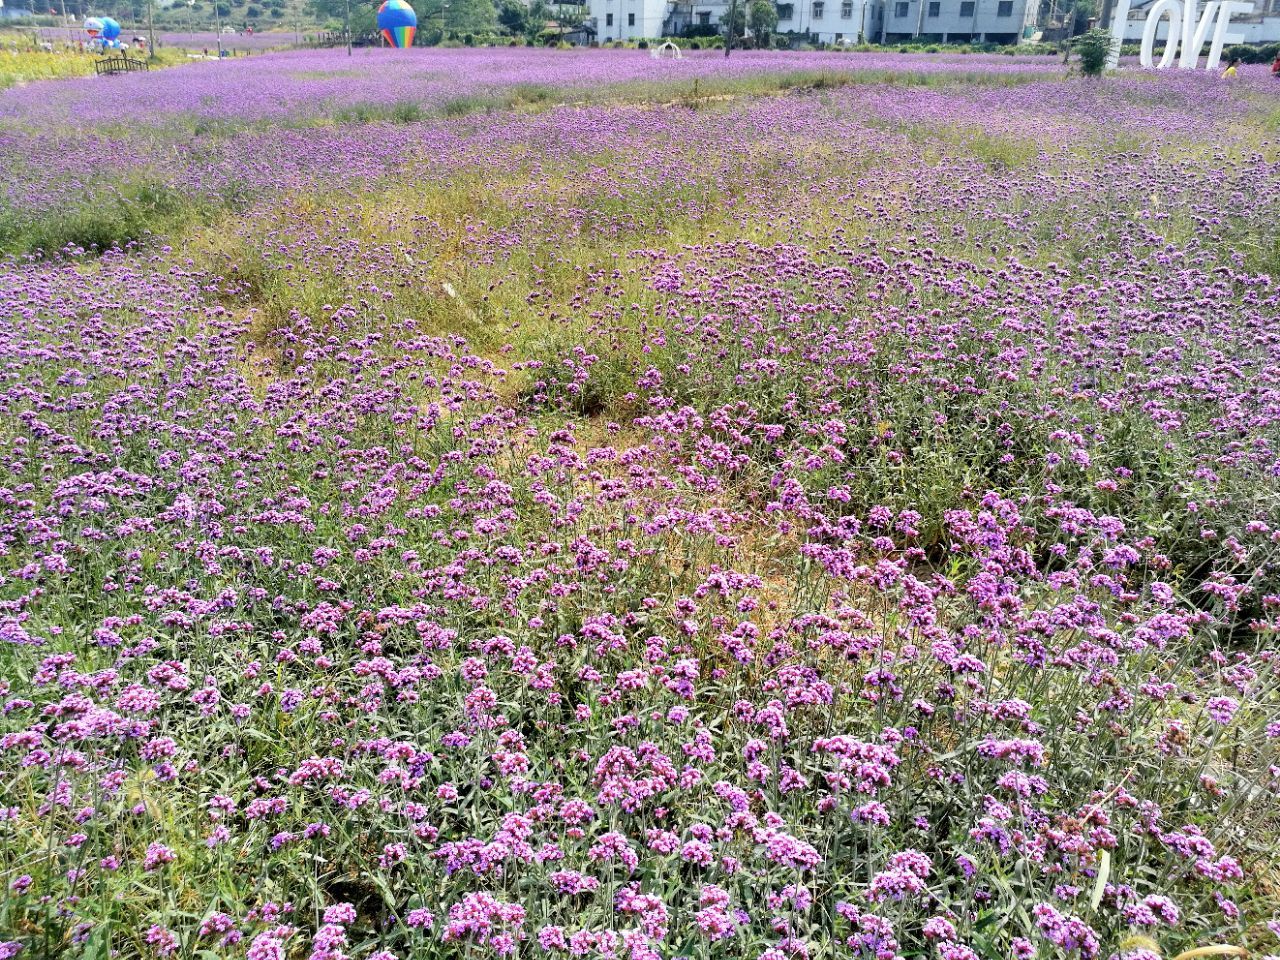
left=1107, top=0, right=1253, bottom=70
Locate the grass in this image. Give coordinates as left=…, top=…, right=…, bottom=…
left=0, top=48, right=101, bottom=88
left=863, top=116, right=1046, bottom=169
left=0, top=178, right=231, bottom=257
left=431, top=67, right=1057, bottom=119
left=172, top=88, right=1123, bottom=407
left=331, top=98, right=432, bottom=124
left=0, top=45, right=189, bottom=89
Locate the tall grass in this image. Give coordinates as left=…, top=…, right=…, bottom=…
left=0, top=46, right=188, bottom=89
left=0, top=179, right=230, bottom=258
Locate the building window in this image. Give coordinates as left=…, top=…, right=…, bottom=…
left=959, top=1, right=973, bottom=14
left=928, top=1, right=939, bottom=13
left=606, top=11, right=613, bottom=24
left=841, top=0, right=853, bottom=15
left=627, top=11, right=635, bottom=23
left=812, top=0, right=824, bottom=16
left=777, top=3, right=793, bottom=17
left=697, top=9, right=710, bottom=22
left=996, top=0, right=1013, bottom=12
left=894, top=1, right=908, bottom=15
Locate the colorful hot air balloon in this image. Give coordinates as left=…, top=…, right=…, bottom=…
left=377, top=0, right=417, bottom=48
left=84, top=16, right=104, bottom=37
left=100, top=17, right=122, bottom=40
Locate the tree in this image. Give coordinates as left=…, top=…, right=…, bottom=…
left=496, top=0, right=528, bottom=33
left=392, top=0, right=500, bottom=34
left=1049, top=0, right=1095, bottom=38
left=497, top=0, right=549, bottom=39
left=720, top=1, right=745, bottom=41
left=723, top=0, right=774, bottom=48
left=442, top=0, right=496, bottom=34
left=306, top=0, right=495, bottom=40
left=307, top=0, right=376, bottom=34
left=748, top=0, right=776, bottom=40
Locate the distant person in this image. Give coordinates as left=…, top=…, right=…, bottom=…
left=1221, top=57, right=1240, bottom=79
left=1271, top=54, right=1280, bottom=78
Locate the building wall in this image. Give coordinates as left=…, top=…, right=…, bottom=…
left=880, top=0, right=1030, bottom=40
left=589, top=0, right=669, bottom=40
left=1119, top=6, right=1280, bottom=43
left=586, top=0, right=1030, bottom=41
left=680, top=0, right=733, bottom=33
left=779, top=0, right=884, bottom=41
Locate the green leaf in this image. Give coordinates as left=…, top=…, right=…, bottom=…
left=81, top=921, right=113, bottom=960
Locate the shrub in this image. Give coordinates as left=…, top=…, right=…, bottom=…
left=1224, top=42, right=1279, bottom=64
left=389, top=100, right=425, bottom=123
left=1074, top=27, right=1112, bottom=76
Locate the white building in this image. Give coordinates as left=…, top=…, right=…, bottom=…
left=587, top=0, right=885, bottom=41
left=662, top=0, right=733, bottom=37
left=584, top=0, right=1039, bottom=41
left=781, top=0, right=883, bottom=42
left=880, top=0, right=1036, bottom=42
left=589, top=0, right=670, bottom=40
left=1117, top=0, right=1280, bottom=42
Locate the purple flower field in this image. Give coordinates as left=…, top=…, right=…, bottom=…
left=1, top=46, right=1279, bottom=960
left=2, top=47, right=1057, bottom=125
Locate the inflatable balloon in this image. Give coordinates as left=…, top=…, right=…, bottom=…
left=84, top=16, right=104, bottom=37
left=100, top=17, right=121, bottom=40
left=377, top=0, right=417, bottom=48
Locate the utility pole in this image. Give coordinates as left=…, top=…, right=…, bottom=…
left=146, top=0, right=155, bottom=55
left=724, top=0, right=737, bottom=54
left=344, top=0, right=351, bottom=53
left=214, top=0, right=223, bottom=56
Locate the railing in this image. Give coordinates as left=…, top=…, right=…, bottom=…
left=312, top=30, right=382, bottom=47
left=94, top=53, right=150, bottom=75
